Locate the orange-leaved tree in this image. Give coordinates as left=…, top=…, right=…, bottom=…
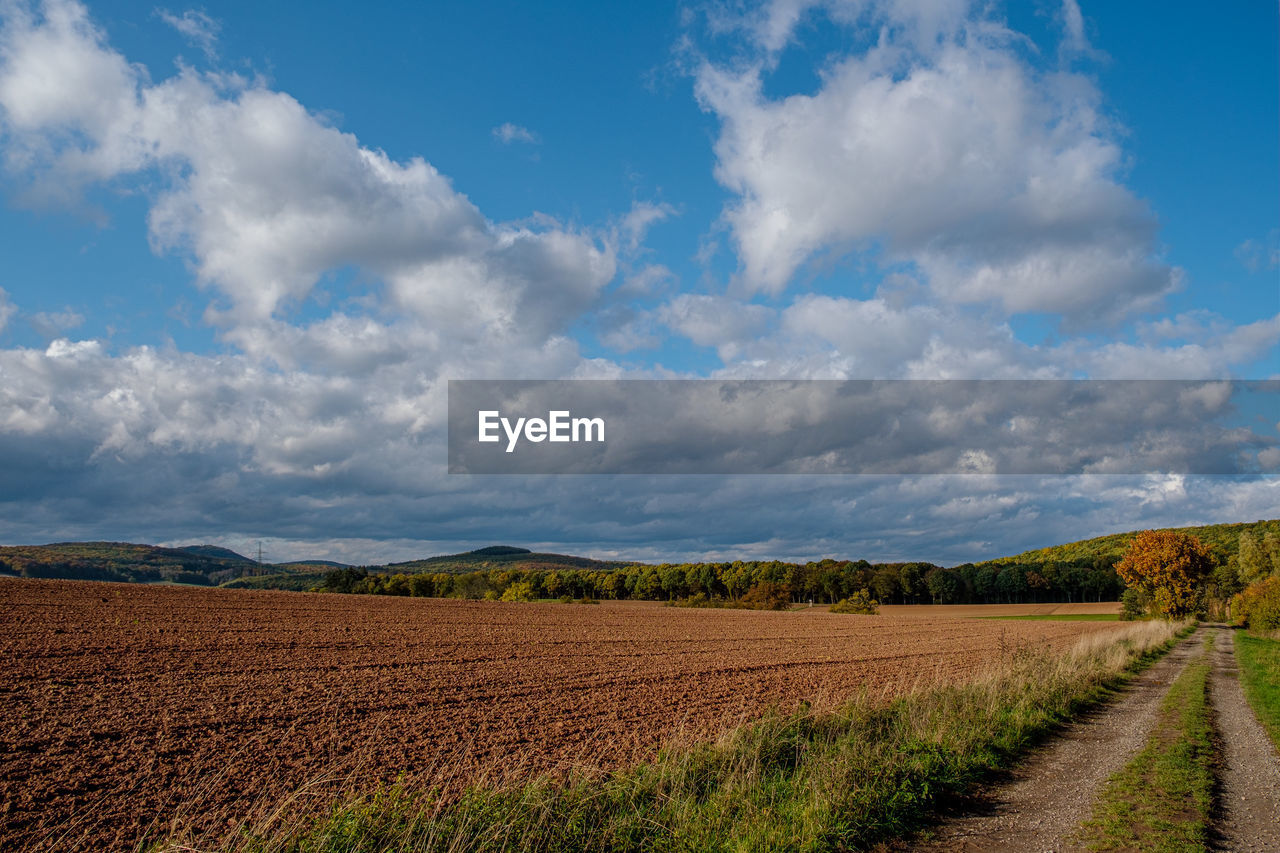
left=1114, top=530, right=1215, bottom=619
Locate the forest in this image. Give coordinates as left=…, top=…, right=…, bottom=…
left=317, top=520, right=1280, bottom=609
left=317, top=556, right=1127, bottom=608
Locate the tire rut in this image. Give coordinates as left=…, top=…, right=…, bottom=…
left=906, top=628, right=1205, bottom=853
left=1206, top=625, right=1280, bottom=852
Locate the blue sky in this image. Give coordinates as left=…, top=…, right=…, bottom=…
left=0, top=0, right=1276, bottom=564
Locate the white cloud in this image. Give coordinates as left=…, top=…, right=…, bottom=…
left=1073, top=315, right=1280, bottom=379
left=654, top=286, right=1279, bottom=381
left=29, top=308, right=83, bottom=337
left=0, top=1, right=615, bottom=336
left=694, top=0, right=1177, bottom=321
left=1235, top=232, right=1280, bottom=272
left=658, top=293, right=773, bottom=360
left=595, top=305, right=661, bottom=353
left=617, top=200, right=676, bottom=253
left=0, top=287, right=14, bottom=332
left=157, top=8, right=220, bottom=59
left=709, top=0, right=972, bottom=58
left=0, top=0, right=1273, bottom=563
left=492, top=122, right=538, bottom=144
left=1058, top=0, right=1089, bottom=55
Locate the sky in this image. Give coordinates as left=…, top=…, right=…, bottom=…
left=0, top=0, right=1276, bottom=566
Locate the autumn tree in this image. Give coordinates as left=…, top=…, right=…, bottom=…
left=1114, top=530, right=1215, bottom=619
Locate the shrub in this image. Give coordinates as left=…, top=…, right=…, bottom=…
left=499, top=582, right=534, bottom=603
left=558, top=594, right=574, bottom=604
left=738, top=581, right=792, bottom=610
left=1233, top=577, right=1280, bottom=631
left=1120, top=588, right=1149, bottom=621
left=830, top=588, right=879, bottom=615
left=669, top=592, right=733, bottom=608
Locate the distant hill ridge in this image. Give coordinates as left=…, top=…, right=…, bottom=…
left=971, top=518, right=1280, bottom=571
left=2, top=520, right=1277, bottom=588
left=177, top=544, right=256, bottom=563
left=381, top=545, right=630, bottom=575
left=0, top=541, right=258, bottom=585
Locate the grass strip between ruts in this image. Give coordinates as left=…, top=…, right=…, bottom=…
left=1077, top=632, right=1216, bottom=853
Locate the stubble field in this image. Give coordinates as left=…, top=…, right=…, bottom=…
left=1, top=579, right=1126, bottom=851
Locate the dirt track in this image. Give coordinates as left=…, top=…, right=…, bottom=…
left=0, top=579, right=1124, bottom=851
left=910, top=625, right=1280, bottom=852
left=908, top=628, right=1205, bottom=852
left=1207, top=627, right=1280, bottom=853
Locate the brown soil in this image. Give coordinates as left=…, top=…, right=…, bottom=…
left=0, top=579, right=1124, bottom=851
left=878, top=602, right=1121, bottom=618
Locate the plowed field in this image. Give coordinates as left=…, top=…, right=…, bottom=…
left=1, top=579, right=1127, bottom=851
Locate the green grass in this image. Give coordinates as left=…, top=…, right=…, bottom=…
left=1235, top=631, right=1280, bottom=753
left=980, top=614, right=1120, bottom=622
left=153, top=621, right=1192, bottom=853
left=1078, top=633, right=1216, bottom=852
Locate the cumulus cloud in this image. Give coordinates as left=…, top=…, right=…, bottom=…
left=694, top=0, right=1177, bottom=321
left=652, top=288, right=1278, bottom=381
left=658, top=293, right=773, bottom=360
left=0, top=0, right=634, bottom=550
left=1072, top=315, right=1280, bottom=379
left=0, top=0, right=1272, bottom=563
left=492, top=122, right=538, bottom=144
left=0, top=1, right=614, bottom=335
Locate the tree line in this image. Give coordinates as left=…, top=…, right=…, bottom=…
left=318, top=557, right=1125, bottom=606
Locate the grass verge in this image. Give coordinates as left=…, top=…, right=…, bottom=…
left=1235, top=631, right=1280, bottom=752
left=155, top=621, right=1192, bottom=853
left=1077, top=632, right=1215, bottom=852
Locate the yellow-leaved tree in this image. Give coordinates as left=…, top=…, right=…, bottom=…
left=1115, top=530, right=1215, bottom=619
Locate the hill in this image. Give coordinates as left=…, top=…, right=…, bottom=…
left=0, top=540, right=632, bottom=588
left=0, top=541, right=261, bottom=585
left=972, top=519, right=1280, bottom=572
left=177, top=544, right=256, bottom=564
left=222, top=571, right=330, bottom=591
left=221, top=548, right=628, bottom=592
left=381, top=546, right=633, bottom=575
